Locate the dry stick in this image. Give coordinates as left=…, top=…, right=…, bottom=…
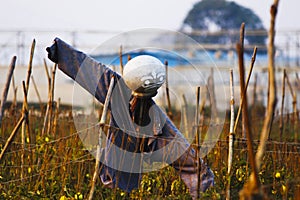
left=199, top=88, right=206, bottom=117
left=47, top=64, right=57, bottom=136
left=208, top=68, right=217, bottom=121
left=21, top=39, right=35, bottom=141
left=53, top=98, right=60, bottom=135
left=194, top=86, right=201, bottom=200
left=11, top=74, right=17, bottom=110
left=119, top=45, right=124, bottom=75
left=21, top=81, right=29, bottom=180
left=21, top=39, right=35, bottom=180
left=42, top=59, right=52, bottom=136
left=295, top=73, right=300, bottom=90
left=238, top=23, right=246, bottom=139
left=284, top=71, right=298, bottom=142
left=0, top=56, right=17, bottom=128
left=238, top=46, right=261, bottom=198
left=255, top=0, right=279, bottom=182
left=252, top=73, right=258, bottom=107
left=25, top=39, right=35, bottom=91
left=182, top=94, right=189, bottom=137
left=31, top=76, right=43, bottom=110
left=234, top=47, right=257, bottom=133
left=165, top=60, right=173, bottom=119
left=279, top=69, right=286, bottom=141
left=88, top=76, right=115, bottom=200
left=0, top=115, right=25, bottom=161
left=226, top=69, right=235, bottom=200
left=43, top=58, right=51, bottom=93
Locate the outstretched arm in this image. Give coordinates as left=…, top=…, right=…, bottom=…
left=47, top=37, right=120, bottom=104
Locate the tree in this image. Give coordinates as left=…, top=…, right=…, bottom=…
left=181, top=0, right=267, bottom=46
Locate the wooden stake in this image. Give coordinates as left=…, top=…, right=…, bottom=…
left=42, top=60, right=52, bottom=136
left=234, top=47, right=257, bottom=133
left=285, top=71, right=298, bottom=142
left=208, top=68, right=217, bottom=120
left=0, top=115, right=25, bottom=161
left=21, top=81, right=29, bottom=180
left=47, top=64, right=57, bottom=136
left=279, top=69, right=286, bottom=141
left=237, top=23, right=246, bottom=139
left=0, top=56, right=17, bottom=128
left=195, top=86, right=201, bottom=199
left=11, top=74, right=17, bottom=110
left=238, top=49, right=261, bottom=199
left=31, top=75, right=43, bottom=110
left=53, top=98, right=60, bottom=135
left=181, top=94, right=189, bottom=137
left=242, top=1, right=280, bottom=199
left=226, top=69, right=235, bottom=200
left=25, top=39, right=35, bottom=91
left=165, top=60, right=173, bottom=119
left=255, top=0, right=279, bottom=178
left=119, top=45, right=124, bottom=75
left=20, top=39, right=35, bottom=180
left=88, top=76, right=115, bottom=200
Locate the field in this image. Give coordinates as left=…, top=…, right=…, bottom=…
left=1, top=1, right=300, bottom=199
left=0, top=101, right=299, bottom=199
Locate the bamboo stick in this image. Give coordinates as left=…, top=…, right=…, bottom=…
left=0, top=115, right=25, bottom=161
left=238, top=48, right=261, bottom=198
left=252, top=73, right=258, bottom=108
left=0, top=56, right=17, bottom=128
left=88, top=76, right=115, bottom=200
left=165, top=60, right=173, bottom=119
left=279, top=69, right=286, bottom=141
left=255, top=0, right=279, bottom=190
left=21, top=81, right=29, bottom=180
left=119, top=45, right=123, bottom=75
left=237, top=23, right=246, bottom=139
left=31, top=75, right=43, bottom=110
left=43, top=58, right=51, bottom=94
left=42, top=60, right=52, bottom=136
left=53, top=97, right=60, bottom=135
left=11, top=74, right=18, bottom=111
left=47, top=64, right=57, bottom=136
left=208, top=68, right=217, bottom=120
left=226, top=69, right=235, bottom=200
left=195, top=86, right=201, bottom=199
left=20, top=40, right=35, bottom=180
left=285, top=71, right=298, bottom=141
left=25, top=39, right=35, bottom=91
left=181, top=94, right=189, bottom=137
left=234, top=47, right=257, bottom=133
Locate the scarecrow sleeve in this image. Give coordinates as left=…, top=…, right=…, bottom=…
left=46, top=37, right=120, bottom=104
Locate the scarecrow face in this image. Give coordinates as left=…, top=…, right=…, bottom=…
left=123, top=55, right=166, bottom=97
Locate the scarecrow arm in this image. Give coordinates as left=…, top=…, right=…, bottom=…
left=46, top=38, right=120, bottom=104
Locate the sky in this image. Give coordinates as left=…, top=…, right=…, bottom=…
left=0, top=0, right=299, bottom=67
left=0, top=0, right=299, bottom=32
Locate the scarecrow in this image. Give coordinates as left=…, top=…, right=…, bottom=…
left=46, top=38, right=214, bottom=199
